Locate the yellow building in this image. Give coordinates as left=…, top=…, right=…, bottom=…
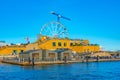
left=0, top=37, right=100, bottom=56
left=26, top=36, right=100, bottom=53
left=0, top=45, right=26, bottom=56
left=0, top=36, right=100, bottom=56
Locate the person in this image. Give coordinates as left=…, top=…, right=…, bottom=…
left=96, top=55, right=99, bottom=62
left=86, top=56, right=89, bottom=62
left=32, top=57, right=34, bottom=66
left=18, top=58, right=20, bottom=62
left=28, top=57, right=31, bottom=64
left=2, top=56, right=4, bottom=60
left=64, top=56, right=67, bottom=63
left=22, top=58, right=24, bottom=62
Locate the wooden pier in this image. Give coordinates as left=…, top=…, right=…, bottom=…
left=1, top=58, right=120, bottom=66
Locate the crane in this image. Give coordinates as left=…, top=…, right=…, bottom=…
left=24, top=37, right=30, bottom=44
left=51, top=11, right=71, bottom=22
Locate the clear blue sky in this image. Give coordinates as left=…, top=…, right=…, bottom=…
left=0, top=0, right=120, bottom=50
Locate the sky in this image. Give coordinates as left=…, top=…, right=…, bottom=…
left=0, top=0, right=120, bottom=51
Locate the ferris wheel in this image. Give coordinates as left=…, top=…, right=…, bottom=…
left=40, top=21, right=68, bottom=38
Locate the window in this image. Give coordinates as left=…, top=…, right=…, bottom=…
left=13, top=50, right=18, bottom=55
left=64, top=42, right=67, bottom=46
left=21, top=50, right=24, bottom=53
left=58, top=42, right=62, bottom=46
left=52, top=42, right=56, bottom=46
left=70, top=43, right=73, bottom=46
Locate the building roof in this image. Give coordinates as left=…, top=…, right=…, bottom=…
left=50, top=49, right=71, bottom=53
left=20, top=50, right=42, bottom=54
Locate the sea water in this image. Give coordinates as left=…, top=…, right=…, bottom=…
left=0, top=61, right=120, bottom=80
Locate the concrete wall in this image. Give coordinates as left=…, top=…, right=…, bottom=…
left=19, top=50, right=43, bottom=61
left=19, top=49, right=72, bottom=61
